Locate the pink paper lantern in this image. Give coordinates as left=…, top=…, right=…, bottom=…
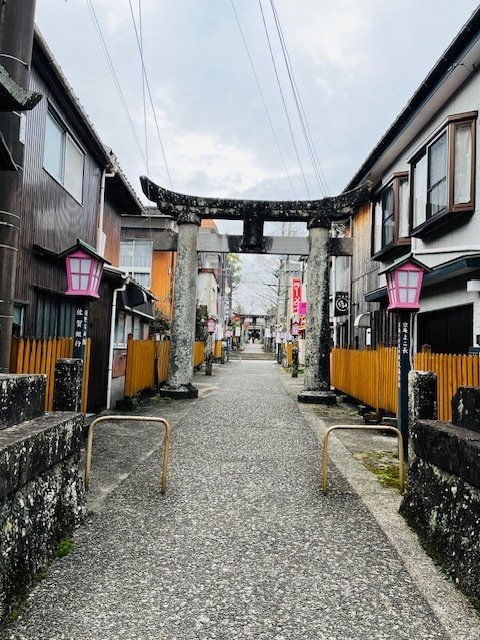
left=63, top=244, right=105, bottom=299
left=385, top=260, right=425, bottom=311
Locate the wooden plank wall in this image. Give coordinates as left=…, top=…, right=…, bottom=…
left=10, top=337, right=91, bottom=413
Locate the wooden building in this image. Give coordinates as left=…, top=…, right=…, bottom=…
left=12, top=28, right=154, bottom=410
left=342, top=7, right=480, bottom=356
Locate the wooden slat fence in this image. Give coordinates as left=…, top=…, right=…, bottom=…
left=194, top=341, right=204, bottom=368
left=10, top=337, right=91, bottom=414
left=331, top=347, right=397, bottom=414
left=125, top=339, right=204, bottom=397
left=332, top=347, right=480, bottom=422
left=415, top=352, right=480, bottom=421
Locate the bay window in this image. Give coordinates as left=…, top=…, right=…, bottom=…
left=372, top=172, right=410, bottom=258
left=410, top=112, right=476, bottom=236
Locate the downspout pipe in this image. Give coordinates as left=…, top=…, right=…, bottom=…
left=106, top=274, right=130, bottom=409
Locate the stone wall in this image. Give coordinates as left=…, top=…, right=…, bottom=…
left=400, top=418, right=480, bottom=609
left=0, top=388, right=86, bottom=622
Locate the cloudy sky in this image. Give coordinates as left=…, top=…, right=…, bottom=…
left=34, top=0, right=480, bottom=311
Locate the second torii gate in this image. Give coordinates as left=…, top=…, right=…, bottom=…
left=141, top=176, right=370, bottom=403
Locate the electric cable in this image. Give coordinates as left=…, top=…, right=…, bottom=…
left=269, top=0, right=330, bottom=196
left=230, top=0, right=297, bottom=199
left=86, top=0, right=147, bottom=168
left=127, top=0, right=173, bottom=189
left=258, top=0, right=312, bottom=199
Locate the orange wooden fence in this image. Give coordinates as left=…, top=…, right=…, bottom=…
left=331, top=347, right=397, bottom=414
left=125, top=339, right=204, bottom=398
left=331, top=347, right=480, bottom=422
left=415, top=352, right=480, bottom=421
left=194, top=341, right=205, bottom=368
left=10, top=337, right=91, bottom=414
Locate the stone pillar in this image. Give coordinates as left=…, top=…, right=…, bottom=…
left=161, top=210, right=200, bottom=399
left=298, top=215, right=336, bottom=404
left=53, top=359, right=84, bottom=412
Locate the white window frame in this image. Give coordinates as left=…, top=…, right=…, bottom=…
left=43, top=109, right=85, bottom=204
left=120, top=240, right=153, bottom=288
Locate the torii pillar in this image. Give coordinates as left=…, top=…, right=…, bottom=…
left=160, top=209, right=200, bottom=399
left=298, top=212, right=335, bottom=404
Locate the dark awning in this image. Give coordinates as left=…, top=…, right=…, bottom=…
left=365, top=254, right=480, bottom=303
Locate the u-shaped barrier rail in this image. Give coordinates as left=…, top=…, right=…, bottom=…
left=322, top=424, right=404, bottom=495
left=84, top=415, right=171, bottom=494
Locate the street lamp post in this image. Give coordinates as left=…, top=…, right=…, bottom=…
left=382, top=256, right=429, bottom=456
left=60, top=240, right=106, bottom=360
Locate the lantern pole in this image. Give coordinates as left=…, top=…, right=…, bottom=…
left=73, top=301, right=90, bottom=360
left=397, top=310, right=411, bottom=457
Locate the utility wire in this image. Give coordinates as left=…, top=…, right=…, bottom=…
left=230, top=0, right=297, bottom=200
left=86, top=0, right=147, bottom=168
left=270, top=0, right=330, bottom=196
left=258, top=0, right=311, bottom=199
left=128, top=0, right=173, bottom=189
left=138, top=0, right=149, bottom=178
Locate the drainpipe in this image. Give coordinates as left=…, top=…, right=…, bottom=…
left=106, top=274, right=130, bottom=409
left=96, top=165, right=116, bottom=255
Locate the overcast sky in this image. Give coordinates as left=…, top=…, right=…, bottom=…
left=34, top=0, right=480, bottom=312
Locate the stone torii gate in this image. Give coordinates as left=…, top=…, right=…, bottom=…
left=141, top=176, right=370, bottom=402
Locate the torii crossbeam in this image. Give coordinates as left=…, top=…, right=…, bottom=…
left=141, top=176, right=370, bottom=402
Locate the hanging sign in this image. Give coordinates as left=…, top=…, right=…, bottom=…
left=298, top=301, right=307, bottom=315
left=334, top=292, right=349, bottom=316
left=291, top=278, right=302, bottom=314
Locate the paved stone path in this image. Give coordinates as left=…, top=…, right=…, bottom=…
left=3, top=360, right=480, bottom=639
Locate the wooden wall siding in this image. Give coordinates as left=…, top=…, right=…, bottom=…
left=103, top=195, right=121, bottom=266
left=152, top=251, right=175, bottom=319
left=16, top=67, right=103, bottom=335
left=10, top=336, right=91, bottom=414
left=350, top=203, right=380, bottom=347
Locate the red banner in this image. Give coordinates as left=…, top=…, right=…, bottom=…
left=291, top=278, right=302, bottom=314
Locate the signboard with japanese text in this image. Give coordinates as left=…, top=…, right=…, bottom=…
left=291, top=278, right=302, bottom=314
left=334, top=292, right=349, bottom=316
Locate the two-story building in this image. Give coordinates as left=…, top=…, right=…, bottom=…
left=342, top=6, right=480, bottom=356
left=11, top=28, right=154, bottom=410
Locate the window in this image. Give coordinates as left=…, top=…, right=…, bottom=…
left=372, top=173, right=410, bottom=257
left=35, top=294, right=76, bottom=338
left=12, top=304, right=25, bottom=338
left=120, top=240, right=153, bottom=288
left=410, top=112, right=476, bottom=236
left=44, top=110, right=84, bottom=203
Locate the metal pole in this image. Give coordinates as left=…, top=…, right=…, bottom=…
left=397, top=311, right=411, bottom=458
left=0, top=0, right=38, bottom=372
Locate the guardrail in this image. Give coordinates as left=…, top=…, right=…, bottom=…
left=321, top=424, right=404, bottom=495
left=84, top=415, right=171, bottom=494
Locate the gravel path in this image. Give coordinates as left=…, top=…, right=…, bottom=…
left=3, top=361, right=478, bottom=639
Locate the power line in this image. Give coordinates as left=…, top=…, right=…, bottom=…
left=127, top=0, right=173, bottom=189
left=258, top=0, right=312, bottom=199
left=86, top=0, right=147, bottom=168
left=230, top=0, right=297, bottom=199
left=269, top=0, right=330, bottom=196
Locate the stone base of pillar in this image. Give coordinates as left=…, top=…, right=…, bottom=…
left=159, top=383, right=198, bottom=400
left=298, top=390, right=337, bottom=405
